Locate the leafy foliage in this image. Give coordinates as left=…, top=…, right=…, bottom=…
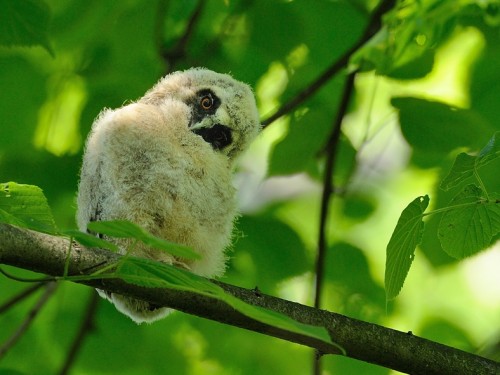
left=0, top=0, right=53, bottom=54
left=1, top=0, right=500, bottom=374
left=441, top=131, right=500, bottom=190
left=393, top=97, right=493, bottom=155
left=385, top=195, right=429, bottom=300
left=386, top=132, right=500, bottom=299
left=438, top=185, right=500, bottom=259
left=0, top=182, right=56, bottom=234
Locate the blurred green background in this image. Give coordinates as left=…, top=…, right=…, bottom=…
left=1, top=0, right=500, bottom=374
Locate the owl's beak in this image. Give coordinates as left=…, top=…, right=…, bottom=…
left=192, top=123, right=232, bottom=150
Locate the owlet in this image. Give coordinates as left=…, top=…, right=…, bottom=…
left=77, top=68, right=261, bottom=323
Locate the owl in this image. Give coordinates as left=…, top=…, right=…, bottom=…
left=76, top=68, right=261, bottom=323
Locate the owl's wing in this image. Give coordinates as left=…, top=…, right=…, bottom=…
left=77, top=103, right=183, bottom=237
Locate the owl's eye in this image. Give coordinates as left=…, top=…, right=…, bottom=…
left=200, top=95, right=214, bottom=110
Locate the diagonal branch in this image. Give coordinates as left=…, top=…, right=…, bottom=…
left=261, top=0, right=396, bottom=128
left=0, top=282, right=46, bottom=314
left=58, top=291, right=100, bottom=375
left=0, top=280, right=58, bottom=360
left=0, top=223, right=499, bottom=375
left=156, top=0, right=206, bottom=73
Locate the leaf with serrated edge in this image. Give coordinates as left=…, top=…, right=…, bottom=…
left=385, top=195, right=429, bottom=300
left=0, top=182, right=57, bottom=234
left=0, top=0, right=53, bottom=54
left=439, top=184, right=500, bottom=259
left=87, top=220, right=200, bottom=260
left=441, top=131, right=500, bottom=191
left=440, top=153, right=476, bottom=191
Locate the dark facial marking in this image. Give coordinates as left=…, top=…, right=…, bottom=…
left=188, top=89, right=221, bottom=126
left=193, top=124, right=232, bottom=150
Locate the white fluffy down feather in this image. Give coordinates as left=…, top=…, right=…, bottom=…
left=77, top=68, right=260, bottom=323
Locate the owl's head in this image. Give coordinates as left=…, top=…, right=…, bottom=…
left=140, top=68, right=261, bottom=160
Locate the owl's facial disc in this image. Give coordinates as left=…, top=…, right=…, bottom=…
left=188, top=89, right=233, bottom=151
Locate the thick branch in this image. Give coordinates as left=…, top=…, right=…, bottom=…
left=0, top=223, right=498, bottom=375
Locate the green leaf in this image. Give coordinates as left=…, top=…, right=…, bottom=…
left=87, top=220, right=200, bottom=260
left=269, top=107, right=356, bottom=181
left=63, top=229, right=119, bottom=253
left=438, top=185, right=500, bottom=259
left=441, top=131, right=500, bottom=190
left=0, top=181, right=57, bottom=234
left=0, top=0, right=53, bottom=55
left=113, top=257, right=335, bottom=348
left=385, top=195, right=429, bottom=300
left=234, top=215, right=310, bottom=289
left=269, top=108, right=330, bottom=176
left=392, top=97, right=493, bottom=154
left=0, top=369, right=28, bottom=375
left=116, top=257, right=221, bottom=293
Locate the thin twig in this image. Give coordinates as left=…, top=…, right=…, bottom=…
left=59, top=291, right=100, bottom=375
left=0, top=282, right=46, bottom=314
left=0, top=281, right=58, bottom=360
left=261, top=0, right=396, bottom=128
left=159, top=0, right=206, bottom=73
left=312, top=71, right=357, bottom=375
left=314, top=71, right=358, bottom=309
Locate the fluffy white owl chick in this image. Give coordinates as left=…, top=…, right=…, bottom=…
left=77, top=68, right=260, bottom=323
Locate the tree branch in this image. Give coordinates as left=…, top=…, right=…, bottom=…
left=314, top=71, right=357, bottom=310
left=58, top=291, right=100, bottom=375
left=261, top=0, right=396, bottom=128
left=0, top=281, right=46, bottom=314
left=0, top=223, right=499, bottom=375
left=156, top=0, right=206, bottom=74
left=313, top=70, right=358, bottom=375
left=0, top=280, right=57, bottom=359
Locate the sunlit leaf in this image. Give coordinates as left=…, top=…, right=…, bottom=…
left=438, top=184, right=500, bottom=259
left=269, top=107, right=356, bottom=181
left=385, top=195, right=429, bottom=300
left=269, top=108, right=330, bottom=177
left=0, top=0, right=53, bottom=55
left=441, top=131, right=500, bottom=190
left=392, top=97, right=493, bottom=154
left=0, top=181, right=57, bottom=234
left=87, top=220, right=200, bottom=260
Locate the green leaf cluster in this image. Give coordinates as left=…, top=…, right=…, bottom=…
left=0, top=0, right=53, bottom=54
left=385, top=132, right=500, bottom=300
left=1, top=0, right=500, bottom=373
